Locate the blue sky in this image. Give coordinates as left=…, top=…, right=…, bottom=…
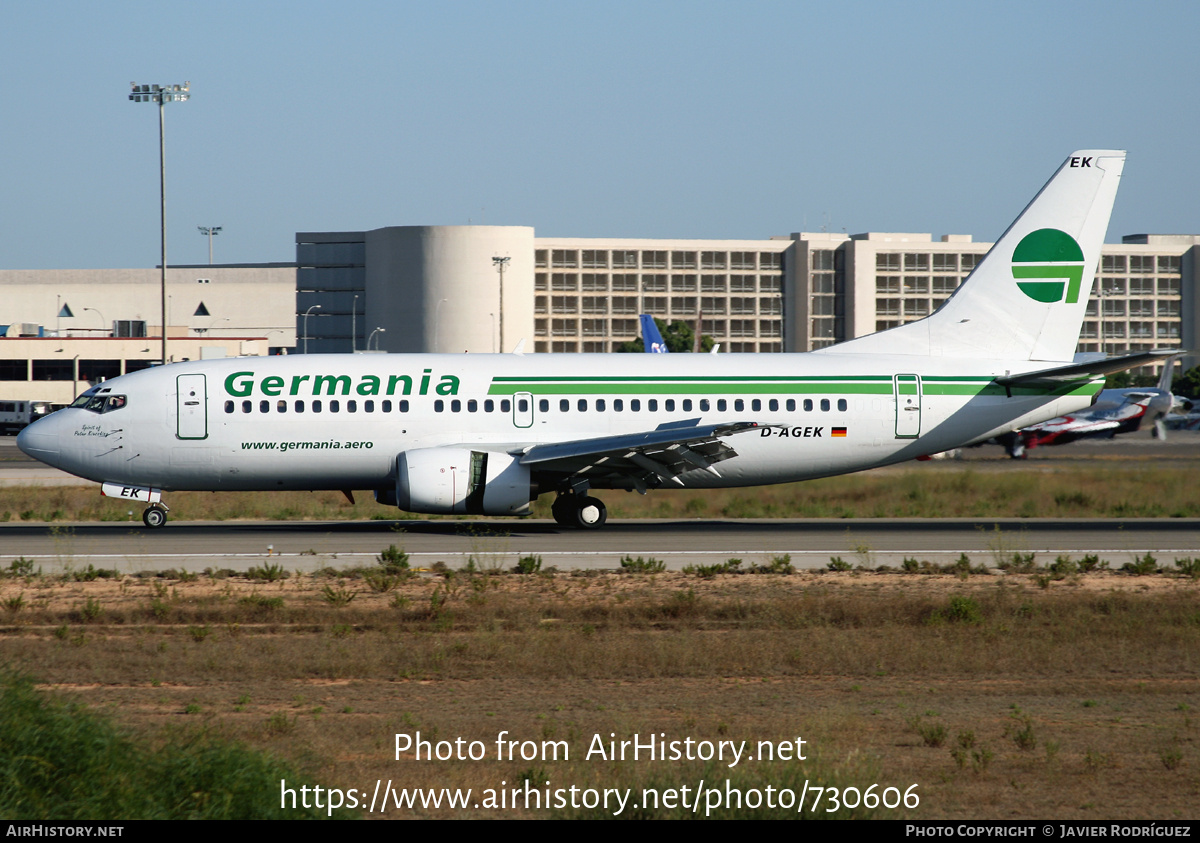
left=2, top=0, right=1197, bottom=269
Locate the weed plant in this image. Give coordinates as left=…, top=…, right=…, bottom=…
left=620, top=555, right=665, bottom=573
left=0, top=669, right=350, bottom=819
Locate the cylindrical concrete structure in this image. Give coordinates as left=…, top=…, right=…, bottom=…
left=365, top=226, right=535, bottom=353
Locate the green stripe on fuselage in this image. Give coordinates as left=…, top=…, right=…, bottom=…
left=485, top=374, right=1095, bottom=398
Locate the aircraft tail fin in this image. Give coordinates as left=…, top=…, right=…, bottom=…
left=825, top=150, right=1126, bottom=364
left=640, top=314, right=669, bottom=353
left=1157, top=354, right=1183, bottom=392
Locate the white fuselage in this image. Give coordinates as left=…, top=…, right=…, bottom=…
left=18, top=351, right=1099, bottom=497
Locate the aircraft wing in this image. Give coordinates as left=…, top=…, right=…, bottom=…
left=518, top=419, right=758, bottom=491
left=1021, top=394, right=1153, bottom=442
left=1026, top=415, right=1124, bottom=436
left=996, top=349, right=1180, bottom=390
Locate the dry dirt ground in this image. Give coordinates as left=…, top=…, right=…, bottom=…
left=1, top=568, right=1197, bottom=819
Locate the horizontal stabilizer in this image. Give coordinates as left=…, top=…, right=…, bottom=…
left=996, top=349, right=1180, bottom=388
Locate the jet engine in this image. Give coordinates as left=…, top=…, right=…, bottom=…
left=378, top=448, right=533, bottom=515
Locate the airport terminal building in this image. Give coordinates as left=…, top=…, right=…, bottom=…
left=2, top=224, right=1197, bottom=404
left=296, top=225, right=1198, bottom=362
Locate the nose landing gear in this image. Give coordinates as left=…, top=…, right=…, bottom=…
left=142, top=503, right=169, bottom=528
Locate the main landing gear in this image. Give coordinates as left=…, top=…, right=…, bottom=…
left=551, top=493, right=607, bottom=530
left=142, top=502, right=169, bottom=528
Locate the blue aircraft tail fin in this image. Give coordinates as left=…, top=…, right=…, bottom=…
left=640, top=315, right=669, bottom=353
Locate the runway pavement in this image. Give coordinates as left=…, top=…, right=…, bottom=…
left=1, top=517, right=1197, bottom=574
left=3, top=431, right=1198, bottom=573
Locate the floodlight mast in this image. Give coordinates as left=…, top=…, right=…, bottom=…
left=492, top=255, right=510, bottom=352
left=198, top=226, right=222, bottom=264
left=129, top=82, right=190, bottom=365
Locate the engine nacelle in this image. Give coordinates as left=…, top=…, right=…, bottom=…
left=387, top=448, right=532, bottom=515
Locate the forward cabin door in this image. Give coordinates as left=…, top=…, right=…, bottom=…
left=176, top=374, right=208, bottom=440
left=893, top=374, right=922, bottom=439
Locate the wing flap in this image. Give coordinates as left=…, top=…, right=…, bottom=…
left=518, top=420, right=758, bottom=491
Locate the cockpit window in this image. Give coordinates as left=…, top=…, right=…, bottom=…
left=75, top=394, right=128, bottom=414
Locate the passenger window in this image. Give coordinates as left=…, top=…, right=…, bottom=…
left=596, top=398, right=606, bottom=412
left=468, top=400, right=478, bottom=413
left=665, top=399, right=675, bottom=412
left=501, top=399, right=511, bottom=412
left=484, top=399, right=494, bottom=412
left=631, top=399, right=641, bottom=411
left=699, top=399, right=709, bottom=412
left=434, top=400, right=444, bottom=412
left=820, top=399, right=830, bottom=411
left=295, top=400, right=305, bottom=413
left=648, top=399, right=658, bottom=412
left=837, top=399, right=848, bottom=411
left=734, top=399, right=744, bottom=412
left=224, top=400, right=234, bottom=414
left=683, top=399, right=692, bottom=412
left=451, top=399, right=461, bottom=412
left=382, top=400, right=392, bottom=412
left=516, top=399, right=528, bottom=413
left=399, top=400, right=409, bottom=413
left=614, top=399, right=623, bottom=412
left=539, top=399, right=549, bottom=412
left=277, top=400, right=287, bottom=413
left=313, top=400, right=322, bottom=413
left=560, top=399, right=569, bottom=412
left=365, top=400, right=374, bottom=412
left=769, top=399, right=779, bottom=412
left=330, top=400, right=340, bottom=413
left=578, top=399, right=587, bottom=412
left=786, top=399, right=796, bottom=412
left=751, top=399, right=761, bottom=412
left=803, top=399, right=813, bottom=411
left=347, top=400, right=357, bottom=413
left=242, top=400, right=252, bottom=413
left=717, top=399, right=727, bottom=412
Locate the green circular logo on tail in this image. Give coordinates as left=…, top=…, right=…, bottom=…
left=1011, top=228, right=1085, bottom=303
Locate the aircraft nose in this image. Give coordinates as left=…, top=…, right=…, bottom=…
left=16, top=418, right=60, bottom=462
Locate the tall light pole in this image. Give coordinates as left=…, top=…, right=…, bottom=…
left=130, top=81, right=190, bottom=365
left=492, top=256, right=510, bottom=353
left=302, top=304, right=321, bottom=354
left=82, top=307, right=106, bottom=335
left=367, top=327, right=386, bottom=351
left=198, top=226, right=222, bottom=264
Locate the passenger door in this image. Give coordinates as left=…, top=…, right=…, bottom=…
left=893, top=374, right=922, bottom=439
left=176, top=374, right=208, bottom=440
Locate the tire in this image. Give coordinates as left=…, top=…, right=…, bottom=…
left=573, top=496, right=607, bottom=530
left=551, top=495, right=576, bottom=526
left=142, top=505, right=167, bottom=528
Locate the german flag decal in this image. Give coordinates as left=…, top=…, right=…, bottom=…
left=832, top=427, right=847, bottom=437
